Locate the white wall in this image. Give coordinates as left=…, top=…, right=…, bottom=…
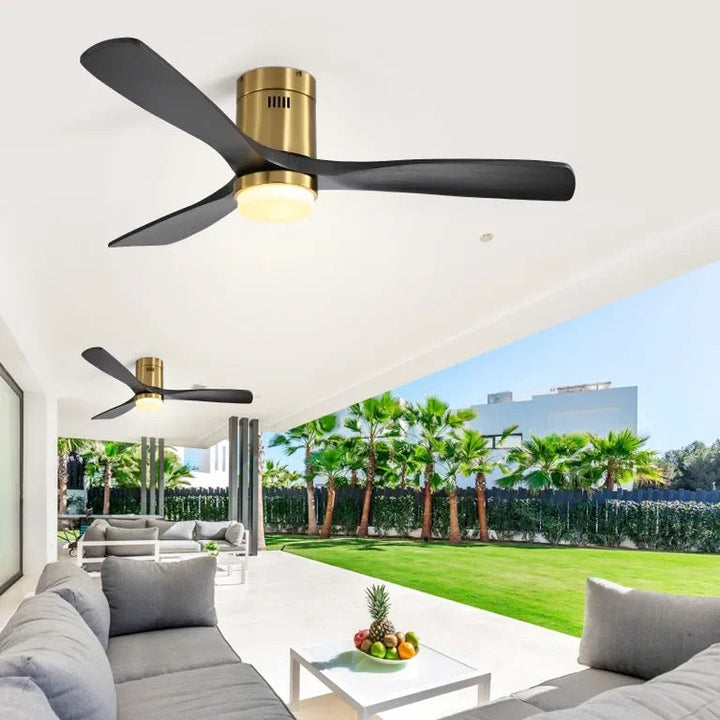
left=0, top=311, right=57, bottom=581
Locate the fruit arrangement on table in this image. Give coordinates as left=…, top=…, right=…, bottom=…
left=353, top=584, right=419, bottom=662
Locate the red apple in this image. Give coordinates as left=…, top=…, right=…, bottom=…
left=353, top=629, right=369, bottom=648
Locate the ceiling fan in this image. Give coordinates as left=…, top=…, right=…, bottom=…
left=82, top=347, right=253, bottom=419
left=80, top=38, right=576, bottom=248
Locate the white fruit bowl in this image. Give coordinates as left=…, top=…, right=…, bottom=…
left=354, top=648, right=416, bottom=664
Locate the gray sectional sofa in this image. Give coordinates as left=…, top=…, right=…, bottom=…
left=79, top=517, right=247, bottom=567
left=443, top=578, right=720, bottom=719
left=0, top=556, right=294, bottom=719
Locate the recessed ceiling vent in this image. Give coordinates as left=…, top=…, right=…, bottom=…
left=267, top=95, right=291, bottom=109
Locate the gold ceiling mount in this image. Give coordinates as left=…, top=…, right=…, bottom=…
left=234, top=66, right=317, bottom=221
left=135, top=357, right=163, bottom=412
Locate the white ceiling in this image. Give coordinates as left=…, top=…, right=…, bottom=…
left=0, top=1, right=718, bottom=446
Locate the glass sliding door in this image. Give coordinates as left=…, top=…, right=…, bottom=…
left=0, top=362, right=22, bottom=593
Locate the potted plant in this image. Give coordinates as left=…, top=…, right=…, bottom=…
left=205, top=541, right=220, bottom=558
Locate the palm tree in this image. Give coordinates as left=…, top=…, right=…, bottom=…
left=582, top=429, right=662, bottom=491
left=309, top=445, right=349, bottom=538
left=438, top=439, right=463, bottom=544
left=83, top=441, right=138, bottom=513
left=385, top=438, right=423, bottom=489
left=156, top=452, right=194, bottom=490
left=57, top=437, right=90, bottom=516
left=456, top=425, right=519, bottom=542
left=269, top=414, right=338, bottom=535
left=499, top=433, right=587, bottom=491
left=345, top=392, right=403, bottom=538
left=342, top=437, right=367, bottom=489
left=263, top=459, right=303, bottom=488
left=409, top=397, right=477, bottom=541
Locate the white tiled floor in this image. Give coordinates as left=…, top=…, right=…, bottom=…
left=2, top=547, right=582, bottom=719
left=215, top=550, right=582, bottom=719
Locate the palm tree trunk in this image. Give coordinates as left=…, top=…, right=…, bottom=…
left=102, top=463, right=112, bottom=515
left=305, top=445, right=319, bottom=536
left=606, top=465, right=615, bottom=492
left=476, top=472, right=489, bottom=542
left=320, top=477, right=336, bottom=539
left=400, top=468, right=407, bottom=489
left=421, top=462, right=433, bottom=541
left=448, top=485, right=461, bottom=544
left=358, top=443, right=375, bottom=537
left=350, top=469, right=358, bottom=488
left=58, top=452, right=68, bottom=517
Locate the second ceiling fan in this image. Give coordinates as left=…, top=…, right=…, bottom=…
left=80, top=38, right=576, bottom=248
left=82, top=347, right=253, bottom=419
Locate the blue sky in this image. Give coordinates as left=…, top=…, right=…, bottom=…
left=266, top=259, right=720, bottom=462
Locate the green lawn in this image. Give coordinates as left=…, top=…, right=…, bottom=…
left=267, top=536, right=720, bottom=636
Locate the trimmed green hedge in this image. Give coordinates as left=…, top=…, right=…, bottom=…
left=91, top=486, right=720, bottom=553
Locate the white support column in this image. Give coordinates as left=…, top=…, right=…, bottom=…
left=22, top=391, right=58, bottom=575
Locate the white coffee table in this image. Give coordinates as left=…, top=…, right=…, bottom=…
left=289, top=639, right=490, bottom=720
left=215, top=551, right=247, bottom=584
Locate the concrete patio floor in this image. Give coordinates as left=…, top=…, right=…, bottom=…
left=217, top=550, right=582, bottom=719
left=1, top=548, right=583, bottom=719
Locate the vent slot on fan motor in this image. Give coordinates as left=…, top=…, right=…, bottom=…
left=267, top=95, right=291, bottom=109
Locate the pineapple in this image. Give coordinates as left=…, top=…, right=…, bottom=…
left=366, top=584, right=396, bottom=643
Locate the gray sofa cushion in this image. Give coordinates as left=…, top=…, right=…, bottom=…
left=102, top=556, right=217, bottom=636
left=0, top=677, right=60, bottom=720
left=195, top=520, right=231, bottom=540
left=579, top=577, right=720, bottom=679
left=115, top=663, right=294, bottom=719
left=147, top=519, right=196, bottom=540
left=105, top=526, right=159, bottom=556
left=511, top=667, right=644, bottom=712
left=225, top=521, right=244, bottom=545
left=83, top=519, right=109, bottom=558
left=35, top=561, right=111, bottom=649
left=440, top=697, right=541, bottom=720
left=158, top=540, right=203, bottom=554
left=541, top=642, right=720, bottom=719
left=107, top=626, right=241, bottom=683
left=0, top=593, right=116, bottom=720
left=106, top=518, right=147, bottom=528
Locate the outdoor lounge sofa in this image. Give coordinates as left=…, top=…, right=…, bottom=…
left=78, top=517, right=248, bottom=568
left=442, top=577, right=720, bottom=719
left=0, top=556, right=294, bottom=719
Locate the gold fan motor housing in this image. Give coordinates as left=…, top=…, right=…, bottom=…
left=135, top=357, right=163, bottom=389
left=235, top=67, right=317, bottom=195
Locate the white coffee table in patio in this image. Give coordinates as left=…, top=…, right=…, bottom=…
left=289, top=639, right=490, bottom=720
left=214, top=551, right=248, bottom=584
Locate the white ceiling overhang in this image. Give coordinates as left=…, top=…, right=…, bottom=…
left=0, top=1, right=718, bottom=446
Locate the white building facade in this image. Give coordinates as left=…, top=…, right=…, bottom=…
left=463, top=382, right=638, bottom=487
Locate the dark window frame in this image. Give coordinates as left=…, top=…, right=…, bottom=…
left=0, top=360, right=23, bottom=595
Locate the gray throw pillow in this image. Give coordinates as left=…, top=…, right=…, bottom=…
left=106, top=518, right=147, bottom=528
left=0, top=594, right=116, bottom=720
left=35, top=562, right=111, bottom=649
left=105, top=526, right=159, bottom=557
left=225, top=521, right=245, bottom=545
left=82, top=519, right=109, bottom=558
left=579, top=577, right=720, bottom=679
left=102, top=556, right=217, bottom=637
left=147, top=518, right=196, bottom=540
left=0, top=677, right=59, bottom=720
left=195, top=520, right=231, bottom=540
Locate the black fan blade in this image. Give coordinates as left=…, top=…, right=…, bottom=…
left=82, top=347, right=147, bottom=393
left=92, top=398, right=137, bottom=420
left=162, top=388, right=253, bottom=403
left=109, top=180, right=236, bottom=248
left=80, top=38, right=263, bottom=174
left=257, top=149, right=576, bottom=201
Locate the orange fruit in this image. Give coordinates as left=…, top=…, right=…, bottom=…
left=398, top=642, right=416, bottom=660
